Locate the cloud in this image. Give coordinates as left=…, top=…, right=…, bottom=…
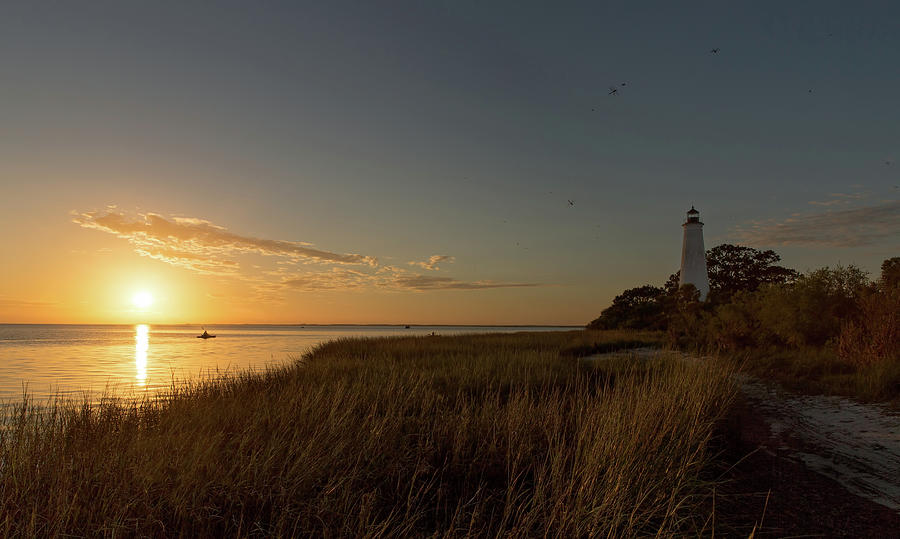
left=409, top=255, right=455, bottom=271
left=274, top=268, right=541, bottom=292
left=73, top=210, right=378, bottom=273
left=393, top=275, right=540, bottom=291
left=73, top=208, right=548, bottom=295
left=281, top=268, right=373, bottom=290
left=0, top=297, right=55, bottom=308
left=808, top=192, right=866, bottom=207
left=736, top=201, right=900, bottom=247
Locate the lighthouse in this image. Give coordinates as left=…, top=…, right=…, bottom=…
left=679, top=206, right=710, bottom=301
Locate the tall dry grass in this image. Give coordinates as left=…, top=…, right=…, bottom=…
left=0, top=330, right=733, bottom=536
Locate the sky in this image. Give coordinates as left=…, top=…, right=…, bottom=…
left=1, top=1, right=898, bottom=325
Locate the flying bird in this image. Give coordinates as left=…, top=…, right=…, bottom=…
left=710, top=48, right=720, bottom=54
left=568, top=200, right=575, bottom=206
left=608, top=86, right=618, bottom=96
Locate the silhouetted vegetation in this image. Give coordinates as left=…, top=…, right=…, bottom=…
left=0, top=331, right=734, bottom=536
left=664, top=244, right=798, bottom=299
left=837, top=258, right=900, bottom=368
left=593, top=244, right=797, bottom=334
left=586, top=285, right=666, bottom=330
left=591, top=248, right=900, bottom=403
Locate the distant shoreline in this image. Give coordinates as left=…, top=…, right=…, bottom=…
left=0, top=323, right=584, bottom=328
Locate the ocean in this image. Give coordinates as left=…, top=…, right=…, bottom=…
left=0, top=324, right=576, bottom=403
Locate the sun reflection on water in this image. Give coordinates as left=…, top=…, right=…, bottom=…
left=135, top=324, right=149, bottom=386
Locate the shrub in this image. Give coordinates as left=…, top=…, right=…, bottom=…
left=587, top=285, right=666, bottom=330
left=838, top=288, right=900, bottom=366
left=775, top=266, right=868, bottom=346
left=720, top=266, right=870, bottom=349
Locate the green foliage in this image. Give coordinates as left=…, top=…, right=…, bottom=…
left=705, top=244, right=798, bottom=303
left=663, top=244, right=798, bottom=301
left=689, top=259, right=900, bottom=403
left=596, top=244, right=798, bottom=339
left=695, top=265, right=868, bottom=350
left=590, top=250, right=900, bottom=403
left=662, top=284, right=710, bottom=348
left=0, top=331, right=734, bottom=537
left=587, top=285, right=666, bottom=330
left=838, top=285, right=900, bottom=366
left=704, top=290, right=763, bottom=351
left=774, top=266, right=868, bottom=346
left=648, top=254, right=900, bottom=403
left=880, top=257, right=900, bottom=290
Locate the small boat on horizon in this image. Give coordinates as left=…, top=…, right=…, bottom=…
left=197, top=328, right=216, bottom=339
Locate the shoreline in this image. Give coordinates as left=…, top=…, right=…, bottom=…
left=1, top=329, right=895, bottom=535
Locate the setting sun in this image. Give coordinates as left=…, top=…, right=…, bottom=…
left=132, top=291, right=154, bottom=310
left=2, top=3, right=900, bottom=536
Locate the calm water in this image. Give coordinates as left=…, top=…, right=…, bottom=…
left=0, top=324, right=574, bottom=403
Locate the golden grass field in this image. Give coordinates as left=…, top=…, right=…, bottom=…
left=0, top=330, right=736, bottom=537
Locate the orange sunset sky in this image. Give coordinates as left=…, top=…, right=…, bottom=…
left=1, top=3, right=897, bottom=325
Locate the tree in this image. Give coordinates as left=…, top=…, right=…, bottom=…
left=881, top=257, right=900, bottom=290
left=663, top=271, right=681, bottom=294
left=839, top=258, right=900, bottom=365
left=662, top=284, right=708, bottom=347
left=664, top=244, right=797, bottom=302
left=587, top=285, right=665, bottom=330
left=706, top=244, right=798, bottom=302
left=753, top=265, right=868, bottom=347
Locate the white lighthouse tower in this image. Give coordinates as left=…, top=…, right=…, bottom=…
left=679, top=206, right=710, bottom=301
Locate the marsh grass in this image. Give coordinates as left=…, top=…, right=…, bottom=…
left=0, top=330, right=733, bottom=536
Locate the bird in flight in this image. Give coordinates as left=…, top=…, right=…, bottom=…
left=608, top=86, right=618, bottom=96
left=710, top=48, right=720, bottom=54
left=568, top=200, right=575, bottom=206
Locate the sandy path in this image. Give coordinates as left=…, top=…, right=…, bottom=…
left=589, top=348, right=900, bottom=513
left=738, top=374, right=900, bottom=512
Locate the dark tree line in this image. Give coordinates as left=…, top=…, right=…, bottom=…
left=663, top=244, right=798, bottom=300
left=589, top=244, right=796, bottom=330
left=589, top=247, right=899, bottom=365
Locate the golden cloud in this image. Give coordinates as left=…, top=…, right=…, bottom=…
left=408, top=255, right=455, bottom=271
left=73, top=209, right=544, bottom=293
left=73, top=210, right=378, bottom=272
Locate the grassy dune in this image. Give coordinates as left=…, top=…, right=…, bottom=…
left=0, top=331, right=734, bottom=536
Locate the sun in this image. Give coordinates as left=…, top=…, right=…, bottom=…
left=132, top=291, right=154, bottom=310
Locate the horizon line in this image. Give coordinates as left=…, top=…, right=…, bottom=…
left=0, top=322, right=584, bottom=328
